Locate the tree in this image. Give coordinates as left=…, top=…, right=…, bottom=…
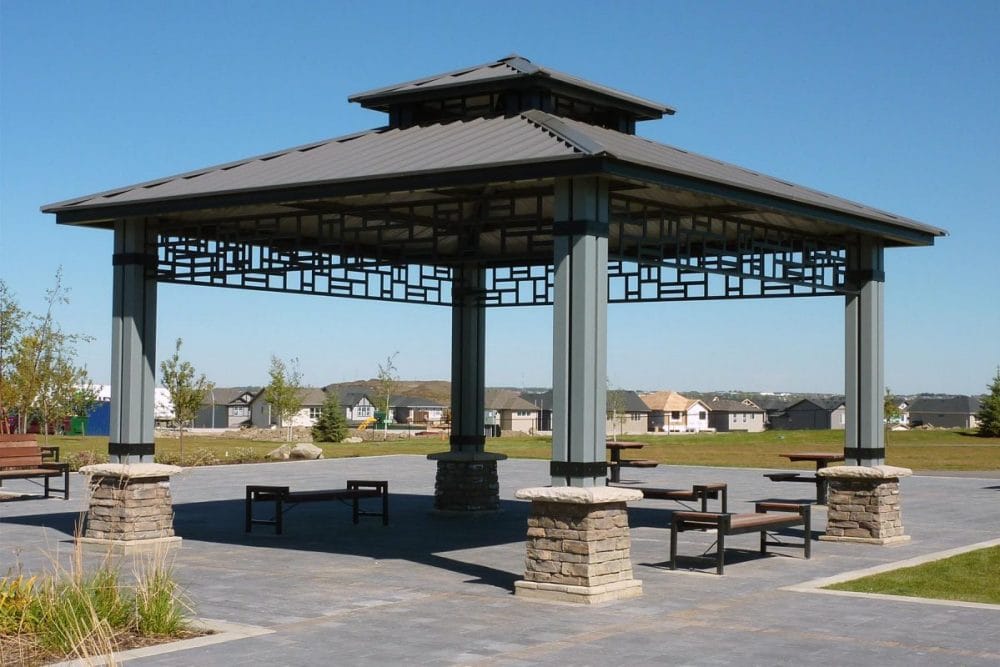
left=977, top=367, right=1000, bottom=438
left=264, top=355, right=303, bottom=441
left=884, top=386, right=902, bottom=446
left=607, top=386, right=628, bottom=442
left=375, top=352, right=399, bottom=440
left=312, top=391, right=348, bottom=443
left=160, top=338, right=214, bottom=458
left=0, top=271, right=93, bottom=439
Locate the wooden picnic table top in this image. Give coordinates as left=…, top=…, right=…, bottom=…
left=606, top=441, right=644, bottom=450
left=780, top=452, right=845, bottom=464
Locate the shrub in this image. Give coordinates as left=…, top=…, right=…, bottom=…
left=64, top=450, right=110, bottom=471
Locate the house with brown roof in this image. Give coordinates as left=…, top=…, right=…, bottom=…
left=641, top=391, right=711, bottom=433
left=485, top=389, right=540, bottom=435
left=706, top=397, right=765, bottom=433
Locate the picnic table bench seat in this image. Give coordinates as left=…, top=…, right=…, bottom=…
left=669, top=501, right=811, bottom=574
left=245, top=480, right=388, bottom=534
left=0, top=439, right=69, bottom=500
left=610, top=482, right=728, bottom=512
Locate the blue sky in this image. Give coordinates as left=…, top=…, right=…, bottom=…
left=2, top=1, right=997, bottom=395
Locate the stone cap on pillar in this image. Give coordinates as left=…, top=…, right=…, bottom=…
left=516, top=486, right=643, bottom=504
left=427, top=451, right=507, bottom=462
left=818, top=465, right=912, bottom=479
left=78, top=463, right=182, bottom=479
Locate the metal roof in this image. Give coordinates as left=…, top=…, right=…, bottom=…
left=349, top=54, right=674, bottom=119
left=43, top=109, right=944, bottom=246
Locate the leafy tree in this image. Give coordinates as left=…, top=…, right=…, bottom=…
left=312, top=391, right=348, bottom=443
left=884, top=386, right=902, bottom=446
left=977, top=367, right=1000, bottom=438
left=160, top=338, right=214, bottom=458
left=376, top=352, right=399, bottom=440
left=265, top=355, right=303, bottom=441
left=0, top=271, right=92, bottom=440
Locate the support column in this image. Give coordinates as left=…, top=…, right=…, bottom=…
left=550, top=176, right=609, bottom=487
left=515, top=178, right=643, bottom=604
left=428, top=263, right=505, bottom=512
left=844, top=238, right=885, bottom=466
left=110, top=220, right=157, bottom=463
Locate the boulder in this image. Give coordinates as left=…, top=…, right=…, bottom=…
left=290, top=443, right=324, bottom=460
left=267, top=444, right=292, bottom=460
left=341, top=436, right=364, bottom=444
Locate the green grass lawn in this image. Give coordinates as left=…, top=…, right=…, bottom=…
left=825, top=546, right=1000, bottom=604
left=37, top=428, right=1000, bottom=471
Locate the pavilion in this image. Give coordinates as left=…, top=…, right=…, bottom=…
left=44, top=55, right=943, bottom=599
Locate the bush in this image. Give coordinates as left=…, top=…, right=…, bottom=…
left=225, top=447, right=267, bottom=464
left=154, top=448, right=219, bottom=467
left=64, top=450, right=110, bottom=471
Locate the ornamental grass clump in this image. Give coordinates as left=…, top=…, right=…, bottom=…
left=0, top=544, right=194, bottom=666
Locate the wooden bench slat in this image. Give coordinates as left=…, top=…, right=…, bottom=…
left=0, top=456, right=46, bottom=467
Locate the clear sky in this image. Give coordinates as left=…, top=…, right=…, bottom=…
left=2, top=1, right=997, bottom=395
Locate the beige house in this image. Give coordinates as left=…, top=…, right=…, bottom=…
left=641, top=391, right=711, bottom=433
left=485, top=389, right=540, bottom=435
left=606, top=389, right=651, bottom=437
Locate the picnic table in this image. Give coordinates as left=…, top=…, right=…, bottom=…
left=606, top=441, right=657, bottom=483
left=765, top=451, right=845, bottom=504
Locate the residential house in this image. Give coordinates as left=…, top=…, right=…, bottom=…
left=391, top=396, right=446, bottom=425
left=518, top=389, right=650, bottom=436
left=485, top=389, right=540, bottom=436
left=755, top=395, right=797, bottom=429
left=606, top=390, right=651, bottom=436
left=249, top=387, right=328, bottom=429
left=707, top=397, right=765, bottom=433
left=194, top=387, right=257, bottom=429
left=641, top=391, right=711, bottom=433
left=769, top=397, right=846, bottom=430
left=907, top=396, right=981, bottom=429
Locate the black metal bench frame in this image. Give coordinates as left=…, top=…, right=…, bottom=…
left=245, top=480, right=388, bottom=534
left=669, top=501, right=811, bottom=574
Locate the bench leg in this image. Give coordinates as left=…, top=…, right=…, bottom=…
left=717, top=531, right=726, bottom=575
left=245, top=489, right=253, bottom=533
left=669, top=522, right=678, bottom=570
left=352, top=495, right=360, bottom=525
left=760, top=529, right=767, bottom=555
left=44, top=476, right=50, bottom=499
left=275, top=497, right=283, bottom=535
left=63, top=468, right=70, bottom=500
left=804, top=508, right=812, bottom=559
left=382, top=487, right=389, bottom=526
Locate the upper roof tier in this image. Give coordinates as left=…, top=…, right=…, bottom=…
left=349, top=54, right=674, bottom=133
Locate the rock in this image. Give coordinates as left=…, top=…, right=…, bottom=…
left=341, top=436, right=364, bottom=444
left=290, top=443, right=323, bottom=460
left=267, top=444, right=292, bottom=460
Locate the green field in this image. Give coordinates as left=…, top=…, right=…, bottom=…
left=826, top=546, right=1000, bottom=604
left=37, top=428, right=1000, bottom=471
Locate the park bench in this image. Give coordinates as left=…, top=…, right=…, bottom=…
left=245, top=480, right=389, bottom=535
left=669, top=501, right=811, bottom=574
left=0, top=437, right=70, bottom=500
left=611, top=482, right=728, bottom=512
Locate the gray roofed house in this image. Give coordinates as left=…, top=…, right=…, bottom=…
left=194, top=387, right=258, bottom=429
left=390, top=396, right=446, bottom=425
left=485, top=389, right=540, bottom=435
left=907, top=396, right=981, bottom=429
left=706, top=397, right=766, bottom=433
left=769, top=397, right=846, bottom=431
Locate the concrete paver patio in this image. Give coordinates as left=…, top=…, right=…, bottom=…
left=2, top=455, right=998, bottom=665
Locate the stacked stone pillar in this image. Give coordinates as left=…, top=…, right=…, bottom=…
left=514, top=486, right=643, bottom=604
left=428, top=451, right=506, bottom=512
left=818, top=465, right=912, bottom=545
left=77, top=463, right=182, bottom=552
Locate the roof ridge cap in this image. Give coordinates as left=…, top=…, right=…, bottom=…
left=520, top=110, right=610, bottom=156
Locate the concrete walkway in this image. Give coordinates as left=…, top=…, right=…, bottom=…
left=2, top=456, right=998, bottom=665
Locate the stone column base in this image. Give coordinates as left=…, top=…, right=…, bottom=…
left=514, top=578, right=643, bottom=605
left=428, top=451, right=507, bottom=512
left=818, top=465, right=912, bottom=544
left=78, top=463, right=182, bottom=547
left=77, top=535, right=183, bottom=554
left=514, top=486, right=643, bottom=605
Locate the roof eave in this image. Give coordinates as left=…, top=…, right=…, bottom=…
left=601, top=158, right=947, bottom=247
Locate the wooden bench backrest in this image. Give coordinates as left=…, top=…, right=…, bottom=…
left=0, top=439, right=44, bottom=468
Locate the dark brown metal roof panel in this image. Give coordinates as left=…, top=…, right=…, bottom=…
left=349, top=54, right=675, bottom=118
